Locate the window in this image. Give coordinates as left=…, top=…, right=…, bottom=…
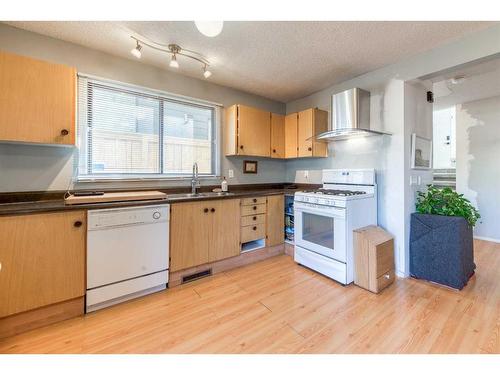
left=77, top=76, right=219, bottom=179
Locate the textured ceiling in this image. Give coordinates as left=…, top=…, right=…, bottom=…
left=4, top=21, right=496, bottom=102
left=432, top=57, right=500, bottom=109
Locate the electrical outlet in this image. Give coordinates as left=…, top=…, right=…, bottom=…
left=228, top=169, right=234, bottom=178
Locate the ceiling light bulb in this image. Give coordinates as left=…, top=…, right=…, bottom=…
left=169, top=54, right=179, bottom=68
left=130, top=41, right=142, bottom=59
left=195, top=21, right=223, bottom=37
left=203, top=66, right=212, bottom=79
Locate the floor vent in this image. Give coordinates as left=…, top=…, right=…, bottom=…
left=182, top=269, right=212, bottom=284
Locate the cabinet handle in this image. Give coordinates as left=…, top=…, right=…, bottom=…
left=204, top=208, right=209, bottom=213
left=272, top=149, right=276, bottom=153
left=240, top=145, right=244, bottom=149
left=211, top=208, right=215, bottom=212
left=253, top=216, right=257, bottom=221
left=74, top=220, right=82, bottom=228
left=253, top=198, right=257, bottom=203
left=61, top=129, right=69, bottom=136
left=253, top=226, right=257, bottom=231
left=0, top=261, right=2, bottom=272
left=384, top=274, right=391, bottom=279
left=308, top=147, right=312, bottom=151
left=253, top=206, right=257, bottom=210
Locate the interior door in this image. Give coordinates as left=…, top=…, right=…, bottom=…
left=209, top=199, right=241, bottom=262
left=170, top=201, right=211, bottom=271
left=238, top=105, right=271, bottom=157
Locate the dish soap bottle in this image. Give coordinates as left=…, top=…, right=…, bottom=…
left=221, top=177, right=228, bottom=192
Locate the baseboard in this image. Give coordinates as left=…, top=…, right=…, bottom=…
left=169, top=243, right=285, bottom=287
left=474, top=236, right=500, bottom=244
left=0, top=297, right=84, bottom=339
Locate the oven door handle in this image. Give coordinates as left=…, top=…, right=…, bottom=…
left=295, top=205, right=346, bottom=219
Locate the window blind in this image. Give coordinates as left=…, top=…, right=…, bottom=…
left=77, top=76, right=219, bottom=179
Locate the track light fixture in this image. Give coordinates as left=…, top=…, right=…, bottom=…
left=130, top=36, right=212, bottom=78
left=130, top=41, right=142, bottom=59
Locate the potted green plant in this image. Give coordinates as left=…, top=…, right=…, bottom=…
left=410, top=185, right=480, bottom=289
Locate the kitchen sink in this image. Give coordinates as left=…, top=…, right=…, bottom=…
left=166, top=192, right=235, bottom=200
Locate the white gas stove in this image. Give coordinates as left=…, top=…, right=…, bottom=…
left=294, top=169, right=377, bottom=285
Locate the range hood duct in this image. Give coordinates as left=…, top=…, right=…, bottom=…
left=316, top=88, right=391, bottom=141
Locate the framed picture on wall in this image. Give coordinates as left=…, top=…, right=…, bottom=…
left=243, top=160, right=258, bottom=174
left=411, top=133, right=433, bottom=169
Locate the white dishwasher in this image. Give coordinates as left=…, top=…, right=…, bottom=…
left=86, top=204, right=169, bottom=312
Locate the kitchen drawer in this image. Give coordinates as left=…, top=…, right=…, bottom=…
left=241, top=197, right=267, bottom=206
left=241, top=203, right=266, bottom=216
left=241, top=213, right=266, bottom=227
left=376, top=269, right=395, bottom=293
left=241, top=223, right=266, bottom=243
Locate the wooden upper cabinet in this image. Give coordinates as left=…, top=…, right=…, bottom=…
left=225, top=104, right=271, bottom=157
left=0, top=211, right=86, bottom=318
left=266, top=194, right=284, bottom=247
left=170, top=199, right=241, bottom=272
left=297, top=108, right=328, bottom=158
left=270, top=113, right=285, bottom=158
left=285, top=113, right=298, bottom=158
left=0, top=51, right=76, bottom=145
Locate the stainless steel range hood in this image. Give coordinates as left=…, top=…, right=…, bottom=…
left=316, top=88, right=391, bottom=141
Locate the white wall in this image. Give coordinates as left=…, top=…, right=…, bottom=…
left=456, top=95, right=500, bottom=242
left=0, top=23, right=287, bottom=192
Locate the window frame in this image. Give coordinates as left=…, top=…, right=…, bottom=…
left=76, top=74, right=222, bottom=182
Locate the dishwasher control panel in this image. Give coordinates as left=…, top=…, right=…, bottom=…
left=87, top=204, right=169, bottom=230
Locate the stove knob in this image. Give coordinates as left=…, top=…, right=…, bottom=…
left=153, top=211, right=161, bottom=219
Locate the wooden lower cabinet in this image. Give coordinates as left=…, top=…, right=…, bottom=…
left=209, top=199, right=241, bottom=262
left=266, top=195, right=285, bottom=247
left=0, top=211, right=86, bottom=318
left=170, top=199, right=241, bottom=272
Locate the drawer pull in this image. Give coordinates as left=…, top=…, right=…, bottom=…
left=384, top=274, right=391, bottom=279
left=253, top=216, right=257, bottom=221
left=74, top=220, right=82, bottom=228
left=211, top=208, right=215, bottom=213
left=60, top=129, right=69, bottom=136
left=204, top=208, right=209, bottom=213
left=253, top=206, right=257, bottom=210
left=308, top=147, right=312, bottom=151
left=253, top=198, right=257, bottom=203
left=253, top=226, right=257, bottom=231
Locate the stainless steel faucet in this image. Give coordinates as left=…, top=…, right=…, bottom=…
left=191, top=162, right=200, bottom=195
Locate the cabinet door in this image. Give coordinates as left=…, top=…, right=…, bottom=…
left=0, top=51, right=76, bottom=145
left=0, top=211, right=86, bottom=318
left=266, top=195, right=284, bottom=247
left=298, top=109, right=313, bottom=157
left=209, top=199, right=241, bottom=262
left=224, top=105, right=238, bottom=156
left=237, top=105, right=271, bottom=157
left=270, top=113, right=285, bottom=158
left=170, top=201, right=212, bottom=271
left=285, top=113, right=298, bottom=158
left=312, top=109, right=329, bottom=157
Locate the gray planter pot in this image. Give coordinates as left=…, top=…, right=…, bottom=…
left=410, top=213, right=475, bottom=290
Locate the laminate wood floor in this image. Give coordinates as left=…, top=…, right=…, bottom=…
left=1, top=240, right=498, bottom=354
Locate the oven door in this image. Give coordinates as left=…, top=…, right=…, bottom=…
left=295, top=202, right=347, bottom=262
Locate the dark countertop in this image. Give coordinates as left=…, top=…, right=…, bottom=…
left=0, top=184, right=316, bottom=216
